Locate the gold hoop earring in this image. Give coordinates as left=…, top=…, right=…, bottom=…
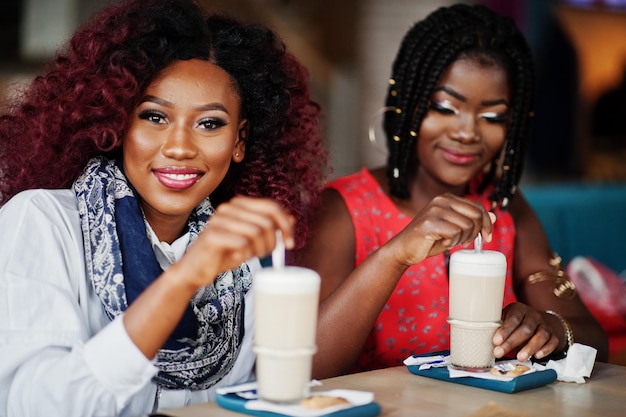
left=368, top=106, right=396, bottom=154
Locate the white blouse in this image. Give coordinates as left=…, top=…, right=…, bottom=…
left=0, top=189, right=257, bottom=417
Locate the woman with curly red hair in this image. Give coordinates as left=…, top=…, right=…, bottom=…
left=0, top=0, right=328, bottom=415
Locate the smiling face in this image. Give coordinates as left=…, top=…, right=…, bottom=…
left=122, top=59, right=246, bottom=241
left=415, top=56, right=510, bottom=193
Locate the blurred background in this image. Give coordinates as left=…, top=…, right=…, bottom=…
left=1, top=0, right=626, bottom=183
left=2, top=0, right=626, bottom=363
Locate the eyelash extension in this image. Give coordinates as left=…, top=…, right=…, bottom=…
left=481, top=113, right=509, bottom=123
left=197, top=117, right=230, bottom=131
left=137, top=109, right=167, bottom=122
left=429, top=102, right=457, bottom=115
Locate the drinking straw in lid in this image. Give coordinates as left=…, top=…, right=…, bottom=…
left=272, top=230, right=285, bottom=269
left=474, top=232, right=483, bottom=253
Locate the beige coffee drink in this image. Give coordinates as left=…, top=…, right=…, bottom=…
left=254, top=285, right=318, bottom=349
left=253, top=266, right=320, bottom=402
left=448, top=248, right=506, bottom=370
left=449, top=249, right=507, bottom=322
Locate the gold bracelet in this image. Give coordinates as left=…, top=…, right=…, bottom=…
left=548, top=253, right=563, bottom=269
left=527, top=253, right=576, bottom=299
left=527, top=271, right=577, bottom=299
left=546, top=310, right=574, bottom=353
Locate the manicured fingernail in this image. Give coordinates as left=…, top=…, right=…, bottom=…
left=494, top=347, right=504, bottom=357
left=489, top=212, right=496, bottom=223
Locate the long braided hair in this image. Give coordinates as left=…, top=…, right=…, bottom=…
left=383, top=4, right=535, bottom=209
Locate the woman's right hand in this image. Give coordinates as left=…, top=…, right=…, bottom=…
left=304, top=191, right=496, bottom=378
left=124, top=196, right=294, bottom=359
left=386, top=193, right=496, bottom=267
left=178, top=196, right=295, bottom=289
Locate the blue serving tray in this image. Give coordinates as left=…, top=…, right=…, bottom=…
left=406, top=351, right=557, bottom=394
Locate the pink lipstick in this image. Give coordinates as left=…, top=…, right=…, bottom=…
left=153, top=167, right=203, bottom=190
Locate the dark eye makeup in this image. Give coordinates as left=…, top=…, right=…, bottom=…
left=138, top=109, right=167, bottom=124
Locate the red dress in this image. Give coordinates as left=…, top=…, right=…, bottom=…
left=327, top=168, right=518, bottom=372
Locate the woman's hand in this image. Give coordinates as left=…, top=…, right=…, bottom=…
left=387, top=193, right=496, bottom=267
left=124, top=196, right=294, bottom=359
left=493, top=302, right=560, bottom=362
left=176, top=196, right=295, bottom=289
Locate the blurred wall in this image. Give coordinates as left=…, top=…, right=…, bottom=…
left=2, top=0, right=626, bottom=182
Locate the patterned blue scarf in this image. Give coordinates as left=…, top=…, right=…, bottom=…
left=73, top=156, right=252, bottom=390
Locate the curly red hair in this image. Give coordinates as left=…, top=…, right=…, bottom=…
left=0, top=0, right=329, bottom=249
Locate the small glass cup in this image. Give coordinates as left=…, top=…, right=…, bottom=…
left=448, top=318, right=501, bottom=371
left=253, top=346, right=316, bottom=403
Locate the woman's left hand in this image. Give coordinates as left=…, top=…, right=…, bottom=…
left=492, top=302, right=560, bottom=362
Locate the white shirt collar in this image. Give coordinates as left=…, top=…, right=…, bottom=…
left=145, top=221, right=190, bottom=270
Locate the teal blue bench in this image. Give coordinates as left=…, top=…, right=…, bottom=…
left=522, top=183, right=626, bottom=275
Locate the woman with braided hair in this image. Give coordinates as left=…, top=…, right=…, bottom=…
left=296, top=3, right=607, bottom=378
left=0, top=0, right=328, bottom=415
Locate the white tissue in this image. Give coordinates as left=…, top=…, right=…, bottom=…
left=534, top=343, right=597, bottom=383
left=402, top=354, right=448, bottom=369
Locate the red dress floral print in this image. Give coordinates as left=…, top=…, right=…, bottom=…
left=327, top=168, right=518, bottom=372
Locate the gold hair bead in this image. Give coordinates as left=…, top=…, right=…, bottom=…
left=502, top=165, right=510, bottom=171
left=393, top=135, right=401, bottom=142
left=395, top=108, right=402, bottom=114
left=393, top=168, right=400, bottom=178
left=389, top=78, right=396, bottom=85
left=390, top=90, right=397, bottom=97
left=409, top=131, right=417, bottom=137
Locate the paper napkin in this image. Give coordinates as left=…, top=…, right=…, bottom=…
left=533, top=343, right=597, bottom=383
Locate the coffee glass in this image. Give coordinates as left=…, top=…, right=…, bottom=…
left=253, top=266, right=320, bottom=402
left=448, top=248, right=506, bottom=371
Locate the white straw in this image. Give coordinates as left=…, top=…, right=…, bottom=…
left=272, top=230, right=285, bottom=269
left=474, top=232, right=483, bottom=253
